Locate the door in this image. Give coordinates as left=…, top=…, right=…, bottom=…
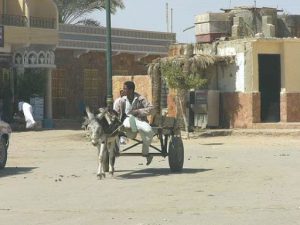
left=259, top=54, right=281, bottom=122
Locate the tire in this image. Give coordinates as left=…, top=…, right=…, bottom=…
left=0, top=137, right=8, bottom=169
left=168, top=136, right=184, bottom=172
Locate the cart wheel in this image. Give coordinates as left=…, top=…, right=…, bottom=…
left=168, top=136, right=184, bottom=172
left=0, top=137, right=8, bottom=169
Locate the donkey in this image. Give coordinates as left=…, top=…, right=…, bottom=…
left=86, top=107, right=122, bottom=179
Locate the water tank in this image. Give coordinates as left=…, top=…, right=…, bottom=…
left=192, top=90, right=219, bottom=128
left=195, top=13, right=230, bottom=43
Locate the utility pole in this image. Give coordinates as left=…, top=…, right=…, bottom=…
left=166, top=3, right=169, bottom=32
left=105, top=0, right=113, bottom=109
left=3, top=0, right=7, bottom=14
left=171, top=8, right=173, bottom=33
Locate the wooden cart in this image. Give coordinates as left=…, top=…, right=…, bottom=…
left=118, top=115, right=184, bottom=172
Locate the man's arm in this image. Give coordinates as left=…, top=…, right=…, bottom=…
left=133, top=96, right=155, bottom=117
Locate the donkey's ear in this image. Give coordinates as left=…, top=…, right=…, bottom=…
left=98, top=107, right=108, bottom=113
left=86, top=106, right=95, bottom=120
left=96, top=110, right=106, bottom=120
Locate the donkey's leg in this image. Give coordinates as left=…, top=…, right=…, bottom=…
left=96, top=144, right=101, bottom=178
left=108, top=141, right=116, bottom=177
left=97, top=142, right=106, bottom=179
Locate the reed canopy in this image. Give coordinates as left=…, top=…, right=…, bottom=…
left=148, top=53, right=235, bottom=90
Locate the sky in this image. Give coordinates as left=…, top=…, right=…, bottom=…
left=92, top=0, right=300, bottom=43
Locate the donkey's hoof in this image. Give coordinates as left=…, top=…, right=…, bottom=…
left=97, top=173, right=105, bottom=180
left=109, top=171, right=114, bottom=177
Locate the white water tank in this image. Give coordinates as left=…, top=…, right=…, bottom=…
left=193, top=90, right=219, bottom=128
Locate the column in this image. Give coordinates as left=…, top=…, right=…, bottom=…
left=44, top=68, right=53, bottom=128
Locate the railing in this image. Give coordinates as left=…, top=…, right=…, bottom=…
left=59, top=24, right=176, bottom=41
left=0, top=14, right=56, bottom=29
left=30, top=16, right=56, bottom=29
left=0, top=14, right=28, bottom=27
left=58, top=24, right=175, bottom=55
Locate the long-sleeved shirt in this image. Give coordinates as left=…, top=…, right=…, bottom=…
left=113, top=92, right=155, bottom=122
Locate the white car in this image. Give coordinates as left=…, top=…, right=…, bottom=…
left=0, top=120, right=12, bottom=169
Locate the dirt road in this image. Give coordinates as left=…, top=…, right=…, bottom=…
left=1, top=130, right=300, bottom=225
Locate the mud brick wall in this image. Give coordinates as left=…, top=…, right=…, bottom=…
left=220, top=92, right=260, bottom=128
left=112, top=75, right=152, bottom=104
left=281, top=92, right=300, bottom=122
left=53, top=49, right=157, bottom=119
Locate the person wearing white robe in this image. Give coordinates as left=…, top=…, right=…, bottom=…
left=18, top=101, right=36, bottom=129
left=113, top=81, right=155, bottom=165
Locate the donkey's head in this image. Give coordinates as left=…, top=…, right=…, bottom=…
left=86, top=107, right=121, bottom=146
left=86, top=107, right=103, bottom=146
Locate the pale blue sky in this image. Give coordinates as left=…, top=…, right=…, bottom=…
left=92, top=0, right=300, bottom=43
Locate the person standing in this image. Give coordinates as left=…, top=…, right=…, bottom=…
left=113, top=81, right=155, bottom=165
left=18, top=101, right=36, bottom=129
left=113, top=90, right=127, bottom=144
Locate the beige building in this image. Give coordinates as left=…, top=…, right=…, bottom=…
left=167, top=7, right=300, bottom=128
left=0, top=0, right=58, bottom=124
left=0, top=0, right=175, bottom=126
left=193, top=38, right=300, bottom=128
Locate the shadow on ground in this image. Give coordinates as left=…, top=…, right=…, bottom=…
left=0, top=167, right=38, bottom=178
left=201, top=143, right=224, bottom=146
left=116, top=168, right=212, bottom=179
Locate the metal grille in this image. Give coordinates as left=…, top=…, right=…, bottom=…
left=83, top=69, right=100, bottom=108
left=52, top=69, right=66, bottom=118
left=52, top=69, right=66, bottom=99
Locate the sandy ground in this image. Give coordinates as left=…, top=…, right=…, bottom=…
left=0, top=130, right=300, bottom=225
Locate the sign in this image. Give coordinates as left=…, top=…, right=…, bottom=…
left=0, top=26, right=4, bottom=47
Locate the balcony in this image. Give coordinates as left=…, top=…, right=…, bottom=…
left=0, top=14, right=56, bottom=29
left=0, top=14, right=28, bottom=27
left=30, top=16, right=56, bottom=29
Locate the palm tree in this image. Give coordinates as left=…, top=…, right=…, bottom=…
left=54, top=0, right=125, bottom=25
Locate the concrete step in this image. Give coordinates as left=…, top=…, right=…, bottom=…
left=252, top=122, right=300, bottom=129
left=182, top=128, right=300, bottom=138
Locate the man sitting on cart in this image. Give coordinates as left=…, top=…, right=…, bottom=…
left=113, top=81, right=155, bottom=165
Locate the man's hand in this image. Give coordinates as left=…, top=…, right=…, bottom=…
left=130, top=110, right=139, bottom=116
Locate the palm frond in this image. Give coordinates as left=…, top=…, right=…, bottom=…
left=54, top=0, right=125, bottom=24
left=75, top=18, right=101, bottom=27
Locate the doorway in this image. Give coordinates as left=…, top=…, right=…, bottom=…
left=0, top=68, right=13, bottom=122
left=259, top=54, right=281, bottom=122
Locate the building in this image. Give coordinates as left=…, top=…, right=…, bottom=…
left=0, top=0, right=58, bottom=124
left=54, top=24, right=175, bottom=119
left=0, top=0, right=175, bottom=126
left=167, top=6, right=300, bottom=128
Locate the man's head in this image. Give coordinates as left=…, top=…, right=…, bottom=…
left=123, top=81, right=135, bottom=98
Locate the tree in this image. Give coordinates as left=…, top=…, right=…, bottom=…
left=148, top=44, right=234, bottom=137
left=54, top=0, right=125, bottom=25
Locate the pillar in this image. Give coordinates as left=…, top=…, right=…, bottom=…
left=44, top=68, right=53, bottom=128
